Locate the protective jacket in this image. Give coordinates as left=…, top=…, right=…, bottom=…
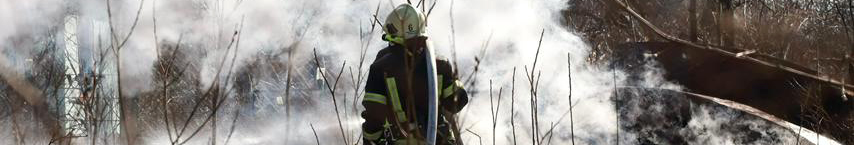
left=361, top=37, right=468, bottom=145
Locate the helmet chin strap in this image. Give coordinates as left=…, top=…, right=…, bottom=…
left=383, top=34, right=406, bottom=46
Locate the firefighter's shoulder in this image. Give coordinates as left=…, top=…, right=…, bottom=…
left=369, top=46, right=400, bottom=73
left=374, top=46, right=395, bottom=62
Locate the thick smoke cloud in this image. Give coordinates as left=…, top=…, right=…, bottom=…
left=0, top=0, right=65, bottom=71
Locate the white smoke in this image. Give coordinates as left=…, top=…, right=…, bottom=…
left=115, top=0, right=628, bottom=144
left=0, top=0, right=65, bottom=72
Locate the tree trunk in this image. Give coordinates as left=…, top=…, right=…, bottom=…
left=689, top=0, right=698, bottom=42
left=719, top=0, right=735, bottom=48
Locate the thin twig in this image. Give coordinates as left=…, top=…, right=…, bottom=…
left=105, top=0, right=146, bottom=144
left=310, top=123, right=321, bottom=145
left=223, top=109, right=240, bottom=145
left=612, top=65, right=620, bottom=145
left=567, top=53, right=575, bottom=145
left=510, top=67, right=517, bottom=145
left=526, top=29, right=546, bottom=145
left=173, top=18, right=244, bottom=145
left=449, top=0, right=459, bottom=74
left=178, top=18, right=246, bottom=144
left=150, top=0, right=176, bottom=142
left=463, top=31, right=493, bottom=86
left=489, top=80, right=503, bottom=145
left=313, top=48, right=350, bottom=145
left=544, top=122, right=556, bottom=145
left=466, top=129, right=483, bottom=145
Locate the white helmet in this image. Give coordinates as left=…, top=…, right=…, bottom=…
left=383, top=4, right=426, bottom=44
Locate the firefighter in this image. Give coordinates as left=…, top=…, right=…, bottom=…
left=361, top=4, right=469, bottom=145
